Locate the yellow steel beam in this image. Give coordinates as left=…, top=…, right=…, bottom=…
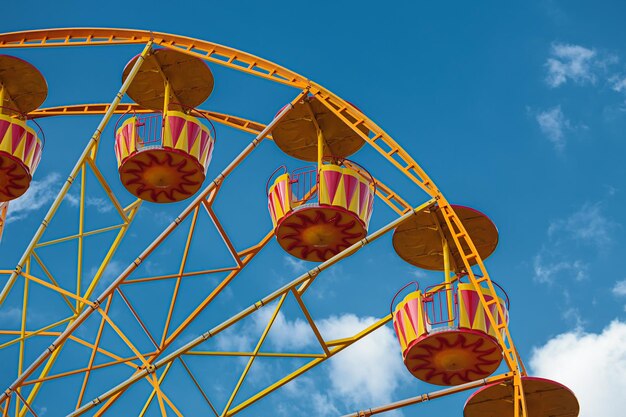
left=30, top=253, right=77, bottom=314
left=291, top=288, right=330, bottom=356
left=34, top=223, right=125, bottom=249
left=311, top=89, right=528, bottom=400
left=76, top=295, right=111, bottom=408
left=340, top=372, right=514, bottom=417
left=65, top=92, right=308, bottom=416
left=69, top=199, right=435, bottom=417
left=0, top=40, right=154, bottom=307
left=227, top=314, right=393, bottom=416
left=138, top=362, right=173, bottom=417
left=0, top=28, right=529, bottom=415
left=28, top=104, right=414, bottom=217
left=122, top=267, right=240, bottom=285
left=29, top=104, right=272, bottom=139
left=222, top=294, right=288, bottom=416
left=7, top=42, right=152, bottom=417
left=184, top=352, right=326, bottom=359
left=160, top=207, right=199, bottom=348
left=178, top=358, right=220, bottom=417
left=0, top=316, right=73, bottom=350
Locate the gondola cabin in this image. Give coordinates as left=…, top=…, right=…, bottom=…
left=0, top=55, right=47, bottom=202
left=115, top=48, right=215, bottom=203
left=267, top=160, right=375, bottom=262
left=392, top=280, right=509, bottom=386
left=114, top=111, right=214, bottom=203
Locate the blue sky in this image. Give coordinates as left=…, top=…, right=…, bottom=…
left=1, top=1, right=626, bottom=416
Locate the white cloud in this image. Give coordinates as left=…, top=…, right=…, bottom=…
left=530, top=320, right=626, bottom=417
left=89, top=260, right=124, bottom=294
left=536, top=106, right=571, bottom=151
left=86, top=196, right=114, bottom=213
left=213, top=309, right=407, bottom=415
left=546, top=43, right=597, bottom=87
left=6, top=172, right=64, bottom=223
left=610, top=75, right=626, bottom=93
left=548, top=202, right=615, bottom=248
left=0, top=306, right=22, bottom=325
left=282, top=256, right=308, bottom=275
left=255, top=308, right=316, bottom=350
left=613, top=280, right=626, bottom=297
left=533, top=255, right=587, bottom=284
left=317, top=314, right=408, bottom=409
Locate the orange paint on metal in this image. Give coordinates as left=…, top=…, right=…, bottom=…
left=272, top=97, right=367, bottom=162
left=122, top=49, right=214, bottom=112
left=0, top=55, right=47, bottom=115
left=464, top=376, right=579, bottom=417
left=392, top=205, right=499, bottom=271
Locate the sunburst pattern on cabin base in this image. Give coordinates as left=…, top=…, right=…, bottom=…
left=119, top=149, right=205, bottom=203
left=404, top=329, right=503, bottom=386
left=275, top=206, right=366, bottom=262
left=0, top=153, right=31, bottom=201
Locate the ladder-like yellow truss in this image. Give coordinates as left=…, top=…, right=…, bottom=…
left=0, top=28, right=527, bottom=417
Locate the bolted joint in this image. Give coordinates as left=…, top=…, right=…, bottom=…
left=133, top=257, right=143, bottom=267
left=202, top=331, right=212, bottom=340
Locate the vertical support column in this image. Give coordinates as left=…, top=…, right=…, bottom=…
left=0, top=40, right=155, bottom=408
left=163, top=80, right=171, bottom=115
left=0, top=82, right=5, bottom=113
left=442, top=238, right=454, bottom=323
left=0, top=40, right=154, bottom=307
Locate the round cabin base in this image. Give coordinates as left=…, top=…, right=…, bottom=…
left=276, top=206, right=367, bottom=262
left=403, top=329, right=503, bottom=386
left=0, top=152, right=31, bottom=201
left=119, top=148, right=205, bottom=203
left=464, top=376, right=579, bottom=417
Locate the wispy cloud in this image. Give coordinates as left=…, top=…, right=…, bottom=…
left=86, top=197, right=114, bottom=214
left=613, top=279, right=626, bottom=297
left=536, top=106, right=571, bottom=152
left=6, top=172, right=63, bottom=223
left=610, top=74, right=626, bottom=93
left=530, top=320, right=626, bottom=417
left=545, top=43, right=598, bottom=87
left=533, top=255, right=587, bottom=284
left=532, top=202, right=616, bottom=286
left=282, top=256, right=308, bottom=275
left=548, top=202, right=615, bottom=248
left=0, top=306, right=22, bottom=325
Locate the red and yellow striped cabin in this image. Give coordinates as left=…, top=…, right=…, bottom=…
left=267, top=162, right=375, bottom=262
left=392, top=282, right=508, bottom=386
left=0, top=114, right=44, bottom=201
left=114, top=111, right=214, bottom=203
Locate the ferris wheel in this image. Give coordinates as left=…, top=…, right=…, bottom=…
left=0, top=28, right=579, bottom=417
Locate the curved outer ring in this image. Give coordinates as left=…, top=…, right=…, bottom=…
left=0, top=28, right=523, bottom=415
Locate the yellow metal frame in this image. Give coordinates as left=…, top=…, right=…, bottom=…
left=0, top=28, right=528, bottom=417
